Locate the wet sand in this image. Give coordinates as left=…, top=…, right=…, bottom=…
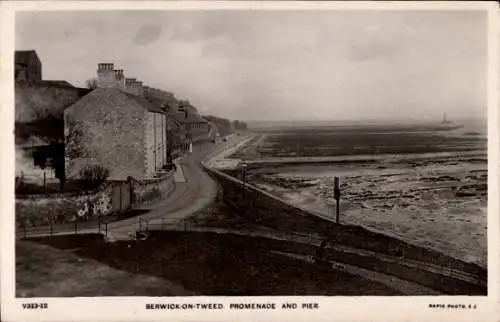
left=238, top=124, right=487, bottom=267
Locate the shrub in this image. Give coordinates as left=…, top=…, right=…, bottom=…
left=141, top=187, right=162, bottom=202
left=79, top=164, right=109, bottom=189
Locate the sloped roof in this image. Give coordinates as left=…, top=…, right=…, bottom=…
left=169, top=103, right=207, bottom=124
left=143, top=90, right=207, bottom=123
left=39, top=80, right=74, bottom=88
left=143, top=89, right=180, bottom=113
left=166, top=116, right=183, bottom=130
left=16, top=84, right=91, bottom=123
left=65, top=87, right=165, bottom=115
left=123, top=92, right=165, bottom=113
left=186, top=104, right=207, bottom=123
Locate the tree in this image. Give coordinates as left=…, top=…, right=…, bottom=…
left=45, top=142, right=65, bottom=191
left=232, top=120, right=240, bottom=130
left=65, top=115, right=87, bottom=159
left=85, top=78, right=98, bottom=89
left=79, top=164, right=109, bottom=189
left=232, top=119, right=247, bottom=131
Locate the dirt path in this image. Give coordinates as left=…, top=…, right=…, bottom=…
left=271, top=250, right=442, bottom=295
left=136, top=222, right=483, bottom=293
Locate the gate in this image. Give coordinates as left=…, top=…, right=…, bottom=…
left=111, top=181, right=132, bottom=213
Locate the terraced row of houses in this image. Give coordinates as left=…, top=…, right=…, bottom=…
left=65, top=62, right=214, bottom=180
left=15, top=50, right=217, bottom=183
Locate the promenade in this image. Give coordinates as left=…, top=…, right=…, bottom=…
left=19, top=133, right=254, bottom=241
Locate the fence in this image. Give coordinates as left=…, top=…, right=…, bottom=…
left=17, top=219, right=109, bottom=239
left=136, top=215, right=486, bottom=290
left=110, top=179, right=132, bottom=213
left=15, top=171, right=59, bottom=194
left=197, top=160, right=487, bottom=289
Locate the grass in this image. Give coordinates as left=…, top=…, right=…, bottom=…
left=18, top=198, right=486, bottom=296
left=191, top=201, right=486, bottom=295
left=16, top=239, right=193, bottom=297
left=20, top=232, right=402, bottom=296
left=77, top=232, right=403, bottom=296
left=201, top=178, right=487, bottom=284
left=15, top=180, right=99, bottom=196
left=18, top=209, right=149, bottom=237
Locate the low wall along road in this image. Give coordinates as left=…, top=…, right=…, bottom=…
left=16, top=170, right=176, bottom=236
left=199, top=148, right=487, bottom=293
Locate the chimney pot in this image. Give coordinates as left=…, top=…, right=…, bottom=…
left=97, top=63, right=118, bottom=88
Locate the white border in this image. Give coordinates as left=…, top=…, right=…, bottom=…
left=1, top=2, right=498, bottom=322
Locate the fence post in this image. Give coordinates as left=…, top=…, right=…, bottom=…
left=23, top=222, right=26, bottom=238
left=105, top=223, right=108, bottom=236
left=74, top=220, right=77, bottom=234
left=119, top=182, right=123, bottom=212
left=128, top=176, right=134, bottom=207
left=334, top=177, right=341, bottom=224
left=50, top=219, right=53, bottom=237
left=43, top=171, right=47, bottom=194
left=184, top=219, right=187, bottom=232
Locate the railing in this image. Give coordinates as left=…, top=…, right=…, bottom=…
left=17, top=220, right=109, bottom=238
left=136, top=216, right=486, bottom=289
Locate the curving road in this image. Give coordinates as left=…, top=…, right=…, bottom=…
left=103, top=133, right=253, bottom=240
left=18, top=133, right=254, bottom=241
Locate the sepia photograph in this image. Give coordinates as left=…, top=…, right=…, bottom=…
left=1, top=1, right=498, bottom=322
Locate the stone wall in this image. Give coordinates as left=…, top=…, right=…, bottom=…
left=64, top=88, right=148, bottom=180
left=16, top=184, right=114, bottom=227
left=132, top=171, right=176, bottom=208
left=201, top=162, right=486, bottom=278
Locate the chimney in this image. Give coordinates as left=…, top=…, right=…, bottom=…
left=125, top=78, right=136, bottom=94
left=125, top=78, right=143, bottom=96
left=134, top=81, right=144, bottom=96
left=114, top=69, right=125, bottom=89
left=96, top=63, right=116, bottom=88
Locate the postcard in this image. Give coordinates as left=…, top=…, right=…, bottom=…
left=1, top=1, right=498, bottom=321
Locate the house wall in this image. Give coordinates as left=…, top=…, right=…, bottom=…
left=189, top=122, right=211, bottom=142
left=15, top=84, right=91, bottom=183
left=65, top=89, right=148, bottom=180
left=15, top=53, right=42, bottom=85
left=15, top=84, right=90, bottom=123
left=145, top=112, right=168, bottom=176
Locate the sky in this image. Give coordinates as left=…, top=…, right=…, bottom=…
left=15, top=10, right=488, bottom=122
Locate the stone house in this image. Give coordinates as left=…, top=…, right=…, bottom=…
left=176, top=101, right=211, bottom=144
left=166, top=117, right=186, bottom=159
left=15, top=50, right=90, bottom=185
left=64, top=63, right=169, bottom=180
left=142, top=86, right=210, bottom=149
left=15, top=50, right=42, bottom=86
